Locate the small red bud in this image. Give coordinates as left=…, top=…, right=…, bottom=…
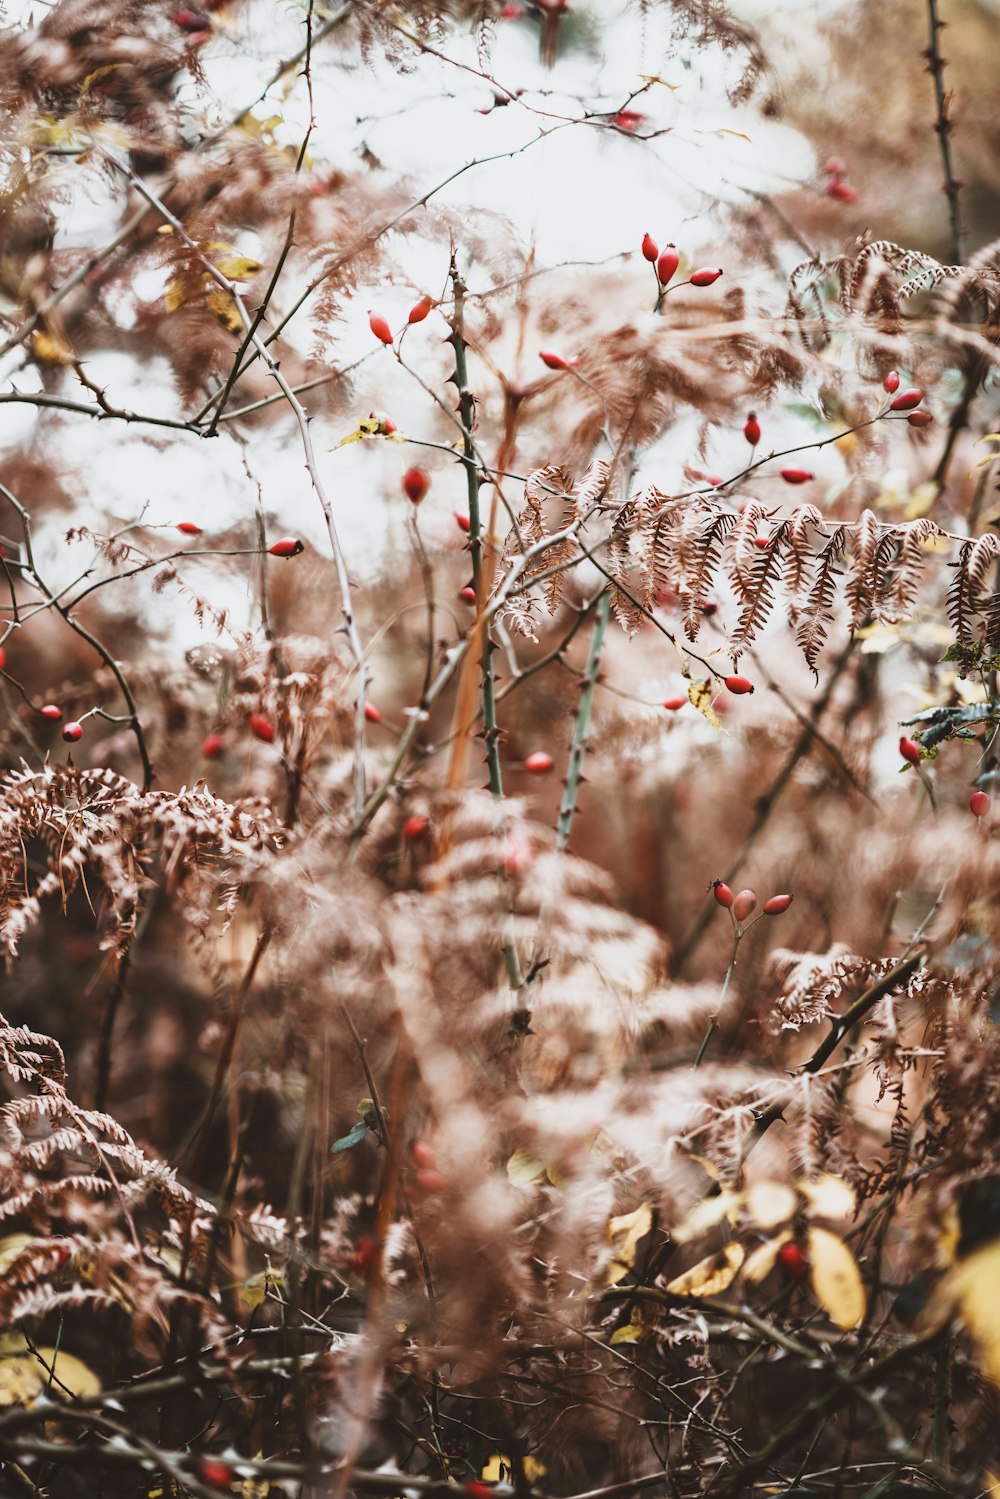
left=733, top=887, right=757, bottom=921
left=455, top=512, right=471, bottom=533
left=907, top=411, right=933, bottom=427
left=689, top=267, right=723, bottom=287
left=780, top=467, right=814, bottom=484
left=612, top=109, right=643, bottom=131
left=176, top=521, right=202, bottom=535
left=248, top=712, right=275, bottom=743
left=656, top=244, right=679, bottom=285
left=524, top=751, right=555, bottom=774
left=724, top=675, right=754, bottom=695
left=411, top=1139, right=437, bottom=1169
left=899, top=736, right=921, bottom=765
left=402, top=467, right=430, bottom=504
left=763, top=893, right=794, bottom=915
left=381, top=416, right=397, bottom=434
left=777, top=1241, right=809, bottom=1282
left=883, top=371, right=900, bottom=394
left=62, top=721, right=83, bottom=742
left=744, top=412, right=761, bottom=446
left=197, top=1457, right=234, bottom=1488
left=713, top=880, right=734, bottom=909
left=0, top=646, right=5, bottom=671
left=970, top=790, right=990, bottom=818
left=539, top=350, right=575, bottom=370
left=268, top=536, right=303, bottom=557
left=201, top=732, right=224, bottom=758
left=408, top=296, right=432, bottom=324
left=754, top=535, right=770, bottom=550
left=662, top=696, right=687, bottom=711
left=40, top=703, right=62, bottom=721
left=826, top=179, right=858, bottom=202
left=889, top=388, right=923, bottom=412
left=466, top=1484, right=494, bottom=1499
left=403, top=813, right=430, bottom=841
left=363, top=701, right=381, bottom=724
left=368, top=310, right=393, bottom=345
left=413, top=1167, right=448, bottom=1194
left=459, top=585, right=477, bottom=604
left=173, top=9, right=210, bottom=32
left=641, top=232, right=659, bottom=263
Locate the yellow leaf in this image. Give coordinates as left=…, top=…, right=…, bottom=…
left=666, top=1241, right=744, bottom=1297
left=745, top=1181, right=797, bottom=1230
left=688, top=678, right=722, bottom=730
left=335, top=416, right=404, bottom=447
left=206, top=287, right=244, bottom=334
left=741, top=1230, right=793, bottom=1284
left=31, top=329, right=74, bottom=364
left=638, top=73, right=680, bottom=89
left=609, top=1315, right=645, bottom=1345
left=482, top=1455, right=511, bottom=1483
left=0, top=1234, right=41, bottom=1276
left=212, top=254, right=263, bottom=282
left=798, top=1173, right=855, bottom=1221
left=672, top=1189, right=742, bottom=1244
left=947, top=1239, right=1000, bottom=1386
left=806, top=1226, right=865, bottom=1329
left=904, top=482, right=937, bottom=520
left=606, top=1202, right=653, bottom=1285
left=0, top=1337, right=100, bottom=1407
left=506, top=1147, right=546, bottom=1187
left=522, top=1457, right=546, bottom=1482
left=981, top=1470, right=1000, bottom=1496
left=163, top=278, right=190, bottom=314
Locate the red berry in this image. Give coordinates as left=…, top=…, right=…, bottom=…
left=40, top=703, right=62, bottom=721
left=403, top=813, right=430, bottom=841
left=459, top=585, right=477, bottom=604
left=777, top=1241, right=808, bottom=1282
left=883, top=371, right=900, bottom=394
left=363, top=701, right=381, bottom=724
left=248, top=712, right=275, bottom=743
left=899, top=736, right=921, bottom=765
left=713, top=880, right=734, bottom=909
left=724, top=675, right=754, bottom=695
left=455, top=512, right=471, bottom=533
left=350, top=1235, right=379, bottom=1275
left=700, top=600, right=717, bottom=616
left=970, top=791, right=990, bottom=818
left=780, top=467, right=814, bottom=484
left=411, top=1139, right=437, bottom=1169
left=402, top=467, right=430, bottom=504
left=733, top=888, right=757, bottom=921
left=176, top=521, right=202, bottom=535
left=744, top=412, right=761, bottom=446
left=368, top=311, right=393, bottom=345
left=466, top=1485, right=494, bottom=1499
left=62, top=721, right=83, bottom=742
left=826, top=179, right=858, bottom=202
left=173, top=9, right=210, bottom=31
left=197, top=1457, right=234, bottom=1487
left=656, top=245, right=679, bottom=285
left=689, top=267, right=723, bottom=287
left=413, top=1167, right=448, bottom=1194
left=500, top=1, right=523, bottom=15
left=201, top=732, right=224, bottom=758
left=641, top=232, right=659, bottom=263
left=524, top=751, right=554, bottom=774
left=889, top=388, right=923, bottom=412
left=662, top=696, right=687, bottom=711
left=268, top=536, right=303, bottom=557
left=763, top=893, right=794, bottom=915
left=907, top=411, right=933, bottom=428
left=0, top=646, right=5, bottom=671
left=381, top=416, right=397, bottom=434
left=612, top=110, right=643, bottom=131
left=408, top=296, right=432, bottom=324
left=754, top=535, right=770, bottom=550
left=539, top=350, right=575, bottom=370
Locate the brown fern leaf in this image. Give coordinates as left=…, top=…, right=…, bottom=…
left=796, top=527, right=846, bottom=677
left=606, top=498, right=645, bottom=635
left=844, top=508, right=882, bottom=632
left=677, top=507, right=737, bottom=640
left=874, top=519, right=939, bottom=623
left=729, top=522, right=788, bottom=661
left=947, top=533, right=1000, bottom=646
left=781, top=504, right=823, bottom=604
left=727, top=500, right=772, bottom=595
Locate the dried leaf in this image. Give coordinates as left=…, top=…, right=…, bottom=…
left=212, top=254, right=263, bottom=282
left=799, top=1173, right=856, bottom=1220
left=947, top=1239, right=1000, bottom=1386
left=688, top=678, right=722, bottom=730
left=672, top=1189, right=742, bottom=1243
left=742, top=1230, right=793, bottom=1283
left=806, top=1226, right=865, bottom=1329
left=666, top=1241, right=744, bottom=1297
left=606, top=1203, right=653, bottom=1285
left=745, top=1181, right=797, bottom=1230
left=206, top=288, right=244, bottom=334
left=506, top=1147, right=546, bottom=1187
left=31, top=329, right=74, bottom=364
left=0, top=1336, right=101, bottom=1407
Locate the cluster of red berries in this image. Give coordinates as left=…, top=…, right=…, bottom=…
left=368, top=299, right=434, bottom=347
left=641, top=233, right=723, bottom=289
left=713, top=882, right=793, bottom=918
left=882, top=372, right=932, bottom=427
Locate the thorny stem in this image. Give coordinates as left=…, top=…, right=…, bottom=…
left=449, top=258, right=524, bottom=990
left=556, top=588, right=611, bottom=852
left=924, top=0, right=965, bottom=266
